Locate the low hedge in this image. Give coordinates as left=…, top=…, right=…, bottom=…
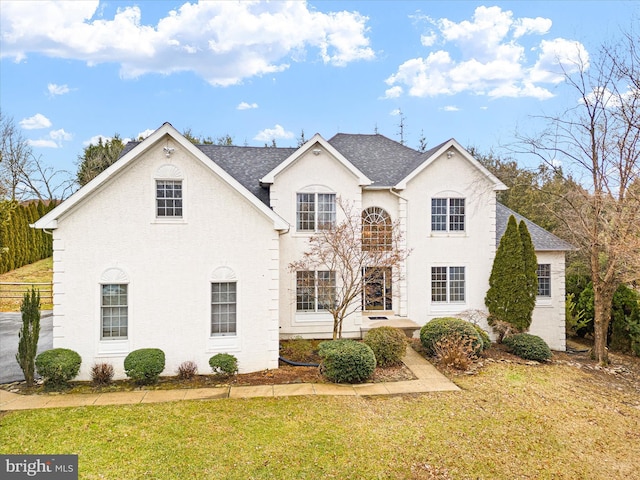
left=503, top=333, right=552, bottom=362
left=124, top=348, right=165, bottom=384
left=420, top=317, right=483, bottom=356
left=363, top=326, right=407, bottom=366
left=35, top=348, right=82, bottom=387
left=209, top=353, right=238, bottom=376
left=318, top=339, right=376, bottom=383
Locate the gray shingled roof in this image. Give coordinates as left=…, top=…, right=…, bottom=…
left=196, top=145, right=296, bottom=205
left=328, top=133, right=448, bottom=186
left=496, top=203, right=574, bottom=251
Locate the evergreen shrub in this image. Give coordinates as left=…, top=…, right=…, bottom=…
left=503, top=333, right=552, bottom=361
left=124, top=348, right=165, bottom=384
left=35, top=348, right=82, bottom=387
left=363, top=326, right=407, bottom=366
left=209, top=353, right=238, bottom=376
left=420, top=317, right=483, bottom=356
left=318, top=339, right=376, bottom=383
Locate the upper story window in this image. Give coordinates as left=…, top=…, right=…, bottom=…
left=297, top=193, right=336, bottom=232
left=156, top=180, right=183, bottom=218
left=431, top=198, right=465, bottom=232
left=431, top=266, right=466, bottom=303
left=362, top=207, right=392, bottom=251
left=537, top=264, right=551, bottom=297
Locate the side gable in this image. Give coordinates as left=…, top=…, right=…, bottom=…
left=33, top=122, right=289, bottom=231
left=496, top=203, right=574, bottom=251
left=394, top=138, right=508, bottom=191
left=260, top=133, right=372, bottom=186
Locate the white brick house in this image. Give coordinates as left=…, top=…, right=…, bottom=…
left=34, top=123, right=572, bottom=379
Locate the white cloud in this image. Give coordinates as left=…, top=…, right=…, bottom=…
left=441, top=105, right=460, bottom=111
left=47, top=83, right=70, bottom=96
left=0, top=1, right=374, bottom=86
left=386, top=6, right=587, bottom=100
left=19, top=113, right=52, bottom=130
left=390, top=108, right=402, bottom=116
left=137, top=129, right=154, bottom=140
left=49, top=128, right=72, bottom=142
left=28, top=128, right=73, bottom=148
left=28, top=139, right=58, bottom=148
left=237, top=102, right=258, bottom=110
left=254, top=124, right=294, bottom=142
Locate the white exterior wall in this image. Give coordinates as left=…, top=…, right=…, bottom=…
left=271, top=145, right=363, bottom=338
left=401, top=151, right=498, bottom=327
left=51, top=136, right=280, bottom=380
left=530, top=251, right=567, bottom=351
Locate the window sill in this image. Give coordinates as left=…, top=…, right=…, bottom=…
left=429, top=232, right=467, bottom=238
left=151, top=218, right=187, bottom=225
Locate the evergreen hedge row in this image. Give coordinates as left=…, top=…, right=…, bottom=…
left=0, top=200, right=56, bottom=274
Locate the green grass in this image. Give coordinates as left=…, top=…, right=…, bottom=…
left=2, top=362, right=638, bottom=479
left=0, top=257, right=53, bottom=311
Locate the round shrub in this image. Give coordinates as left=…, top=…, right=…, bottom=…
left=209, top=353, right=238, bottom=376
left=472, top=324, right=492, bottom=352
left=318, top=339, right=376, bottom=383
left=420, top=317, right=483, bottom=356
left=124, top=348, right=165, bottom=385
left=363, top=326, right=407, bottom=366
left=35, top=348, right=81, bottom=387
left=503, top=333, right=552, bottom=362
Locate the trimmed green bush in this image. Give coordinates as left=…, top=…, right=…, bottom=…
left=503, top=333, right=552, bottom=362
left=363, top=326, right=407, bottom=366
left=318, top=339, right=376, bottom=383
left=471, top=324, right=491, bottom=352
left=209, top=353, right=238, bottom=376
left=35, top=348, right=81, bottom=387
left=420, top=317, right=483, bottom=356
left=124, top=348, right=165, bottom=384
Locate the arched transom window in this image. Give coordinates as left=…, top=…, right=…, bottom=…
left=362, top=207, right=392, bottom=251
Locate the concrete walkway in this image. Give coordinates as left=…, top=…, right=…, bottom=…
left=0, top=348, right=459, bottom=411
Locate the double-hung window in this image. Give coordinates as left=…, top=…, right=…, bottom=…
left=296, top=271, right=335, bottom=312
left=431, top=266, right=465, bottom=303
left=211, top=282, right=237, bottom=336
left=431, top=198, right=465, bottom=232
left=537, top=264, right=551, bottom=297
left=101, top=284, right=128, bottom=339
left=156, top=180, right=183, bottom=218
left=297, top=193, right=336, bottom=232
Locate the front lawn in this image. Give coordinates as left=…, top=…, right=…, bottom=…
left=2, top=359, right=638, bottom=479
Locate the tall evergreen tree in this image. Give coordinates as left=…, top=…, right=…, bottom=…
left=485, top=215, right=529, bottom=339
left=16, top=287, right=41, bottom=387
left=519, top=219, right=538, bottom=330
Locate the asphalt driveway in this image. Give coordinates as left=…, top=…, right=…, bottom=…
left=0, top=311, right=53, bottom=384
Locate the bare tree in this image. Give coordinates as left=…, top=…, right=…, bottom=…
left=1, top=111, right=74, bottom=201
left=516, top=34, right=640, bottom=364
left=289, top=198, right=410, bottom=339
left=0, top=112, right=31, bottom=200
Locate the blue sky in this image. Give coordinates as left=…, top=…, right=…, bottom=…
left=1, top=1, right=637, bottom=179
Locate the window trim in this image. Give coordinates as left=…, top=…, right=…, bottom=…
left=537, top=264, right=551, bottom=297
left=431, top=266, right=466, bottom=303
left=362, top=207, right=392, bottom=251
left=100, top=283, right=128, bottom=340
left=211, top=281, right=237, bottom=337
left=156, top=179, right=183, bottom=219
left=296, top=270, right=336, bottom=312
left=296, top=192, right=336, bottom=232
left=431, top=197, right=466, bottom=233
